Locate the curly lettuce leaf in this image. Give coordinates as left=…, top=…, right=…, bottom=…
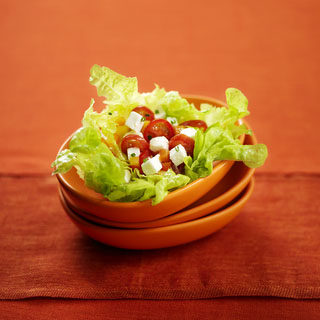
left=215, top=143, right=268, bottom=168
left=107, top=170, right=190, bottom=205
left=82, top=99, right=125, bottom=160
left=69, top=126, right=101, bottom=153
left=225, top=87, right=249, bottom=117
left=52, top=127, right=128, bottom=193
left=51, top=149, right=77, bottom=175
left=142, top=88, right=251, bottom=137
left=185, top=123, right=268, bottom=181
left=89, top=64, right=143, bottom=107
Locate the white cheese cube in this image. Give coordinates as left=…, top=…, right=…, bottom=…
left=149, top=136, right=169, bottom=152
left=127, top=147, right=140, bottom=159
left=124, top=170, right=131, bottom=183
left=125, top=111, right=144, bottom=132
left=170, top=144, right=187, bottom=166
left=180, top=127, right=197, bottom=139
left=141, top=154, right=162, bottom=175
left=166, top=116, right=178, bottom=126
left=154, top=107, right=166, bottom=119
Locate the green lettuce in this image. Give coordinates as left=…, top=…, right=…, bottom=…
left=52, top=127, right=128, bottom=194
left=184, top=123, right=268, bottom=181
left=82, top=99, right=125, bottom=160
left=107, top=170, right=190, bottom=205
left=89, top=64, right=141, bottom=106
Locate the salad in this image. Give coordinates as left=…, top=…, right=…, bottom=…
left=52, top=65, right=268, bottom=205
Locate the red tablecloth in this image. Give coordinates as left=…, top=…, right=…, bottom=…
left=1, top=0, right=320, bottom=318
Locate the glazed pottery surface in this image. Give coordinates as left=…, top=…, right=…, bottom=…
left=61, top=179, right=254, bottom=250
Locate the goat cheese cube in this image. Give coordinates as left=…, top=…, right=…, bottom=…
left=149, top=136, right=169, bottom=152
left=169, top=144, right=187, bottom=166
left=141, top=154, right=162, bottom=175
left=125, top=111, right=144, bottom=132
left=154, top=107, right=166, bottom=119
left=127, top=147, right=140, bottom=159
left=180, top=127, right=197, bottom=139
left=166, top=116, right=178, bottom=126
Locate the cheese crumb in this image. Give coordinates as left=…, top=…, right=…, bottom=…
left=149, top=136, right=169, bottom=152
left=169, top=144, right=187, bottom=166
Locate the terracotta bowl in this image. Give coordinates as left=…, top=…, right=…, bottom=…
left=60, top=132, right=256, bottom=229
left=55, top=95, right=244, bottom=223
left=61, top=179, right=254, bottom=250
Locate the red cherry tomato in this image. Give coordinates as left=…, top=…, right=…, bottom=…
left=139, top=149, right=154, bottom=165
left=121, top=134, right=149, bottom=154
left=180, top=120, right=207, bottom=131
left=132, top=106, right=155, bottom=121
left=169, top=134, right=195, bottom=156
left=143, top=119, right=175, bottom=141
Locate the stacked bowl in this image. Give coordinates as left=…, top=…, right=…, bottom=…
left=55, top=96, right=257, bottom=250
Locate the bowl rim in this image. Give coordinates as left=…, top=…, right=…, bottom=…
left=55, top=95, right=245, bottom=208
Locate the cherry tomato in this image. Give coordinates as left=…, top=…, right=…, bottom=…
left=169, top=134, right=195, bottom=156
left=121, top=134, right=149, bottom=154
left=173, top=125, right=187, bottom=135
left=180, top=120, right=207, bottom=131
left=132, top=106, right=155, bottom=121
left=161, top=161, right=172, bottom=171
left=143, top=119, right=175, bottom=141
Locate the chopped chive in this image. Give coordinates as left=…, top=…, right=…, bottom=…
left=131, top=153, right=136, bottom=157
left=108, top=112, right=112, bottom=115
left=175, top=146, right=180, bottom=152
left=155, top=110, right=159, bottom=114
left=141, top=117, right=146, bottom=122
left=145, top=113, right=150, bottom=117
left=171, top=120, right=176, bottom=124
left=143, top=158, right=148, bottom=163
left=147, top=135, right=152, bottom=140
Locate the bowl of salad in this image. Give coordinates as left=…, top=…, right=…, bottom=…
left=52, top=65, right=268, bottom=223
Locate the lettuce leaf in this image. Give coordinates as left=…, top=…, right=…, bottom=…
left=89, top=64, right=141, bottom=105
left=51, top=149, right=77, bottom=175
left=82, top=99, right=125, bottom=160
left=185, top=123, right=268, bottom=181
left=107, top=170, right=190, bottom=205
left=52, top=127, right=128, bottom=193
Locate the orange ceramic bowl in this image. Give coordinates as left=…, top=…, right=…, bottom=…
left=61, top=179, right=254, bottom=250
left=56, top=95, right=244, bottom=223
left=60, top=132, right=256, bottom=229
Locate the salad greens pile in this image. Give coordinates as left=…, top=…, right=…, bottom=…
left=52, top=65, right=268, bottom=205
